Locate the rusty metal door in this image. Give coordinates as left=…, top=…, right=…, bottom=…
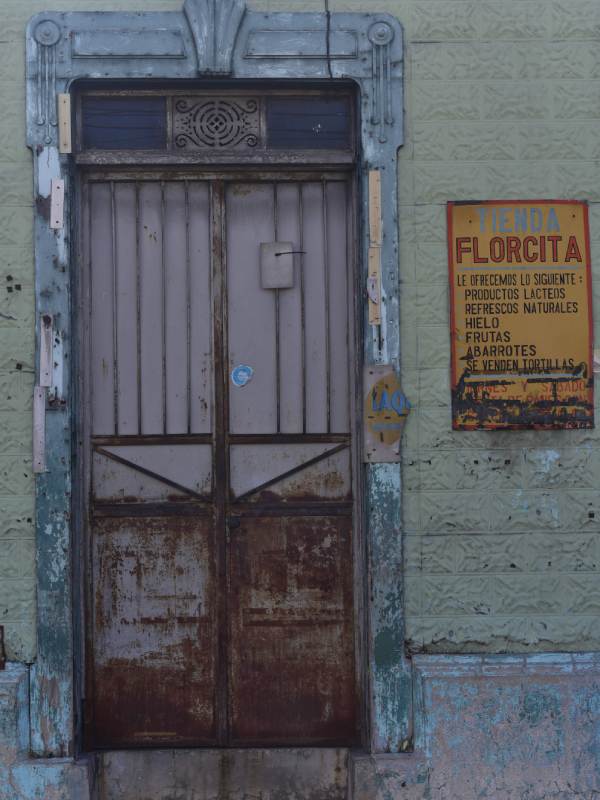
left=82, top=175, right=357, bottom=749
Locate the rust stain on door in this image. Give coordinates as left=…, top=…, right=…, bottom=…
left=228, top=516, right=356, bottom=745
left=91, top=516, right=217, bottom=746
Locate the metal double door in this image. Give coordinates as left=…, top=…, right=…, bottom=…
left=82, top=173, right=357, bottom=748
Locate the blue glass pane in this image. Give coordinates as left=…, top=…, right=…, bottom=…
left=82, top=96, right=167, bottom=150
left=267, top=97, right=351, bottom=150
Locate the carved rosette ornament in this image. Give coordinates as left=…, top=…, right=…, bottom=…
left=34, top=19, right=60, bottom=144
left=174, top=98, right=259, bottom=149
left=368, top=21, right=395, bottom=144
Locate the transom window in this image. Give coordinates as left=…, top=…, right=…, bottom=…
left=77, top=87, right=355, bottom=157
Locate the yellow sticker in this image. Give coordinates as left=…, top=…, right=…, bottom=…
left=364, top=367, right=410, bottom=462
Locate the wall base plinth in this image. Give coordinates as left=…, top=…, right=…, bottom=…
left=351, top=653, right=600, bottom=799
left=0, top=663, right=92, bottom=800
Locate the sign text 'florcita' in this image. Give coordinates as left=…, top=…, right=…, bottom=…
left=447, top=200, right=593, bottom=430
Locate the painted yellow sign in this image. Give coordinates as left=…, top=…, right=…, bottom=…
left=448, top=200, right=593, bottom=429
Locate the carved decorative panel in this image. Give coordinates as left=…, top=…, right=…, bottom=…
left=368, top=21, right=395, bottom=144
left=173, top=97, right=260, bottom=150
left=33, top=19, right=61, bottom=144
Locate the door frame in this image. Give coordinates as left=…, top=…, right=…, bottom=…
left=76, top=166, right=363, bottom=750
left=26, top=0, right=409, bottom=759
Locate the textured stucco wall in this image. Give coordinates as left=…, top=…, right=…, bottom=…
left=0, top=0, right=185, bottom=663
left=2, top=0, right=600, bottom=662
left=392, top=0, right=600, bottom=653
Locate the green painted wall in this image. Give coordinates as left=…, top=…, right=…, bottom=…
left=391, top=0, right=600, bottom=652
left=2, top=0, right=600, bottom=662
left=0, top=0, right=185, bottom=663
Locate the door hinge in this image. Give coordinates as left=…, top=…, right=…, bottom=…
left=39, top=314, right=53, bottom=388
left=50, top=178, right=65, bottom=230
left=32, top=385, right=46, bottom=473
left=58, top=93, right=72, bottom=154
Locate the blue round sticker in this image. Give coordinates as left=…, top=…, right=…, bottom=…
left=231, top=364, right=254, bottom=387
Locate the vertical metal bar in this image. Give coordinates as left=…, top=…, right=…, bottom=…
left=110, top=181, right=119, bottom=435
left=88, top=185, right=94, bottom=434
left=185, top=181, right=192, bottom=435
left=86, top=180, right=99, bottom=745
left=208, top=182, right=214, bottom=436
left=346, top=178, right=353, bottom=436
left=348, top=167, right=368, bottom=748
left=135, top=182, right=142, bottom=435
left=211, top=181, right=229, bottom=746
left=161, top=181, right=167, bottom=435
left=299, top=183, right=306, bottom=434
left=322, top=180, right=331, bottom=434
left=273, top=183, right=281, bottom=433
left=75, top=176, right=91, bottom=752
left=166, top=96, right=174, bottom=151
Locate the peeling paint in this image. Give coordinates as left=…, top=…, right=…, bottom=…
left=36, top=147, right=60, bottom=199
left=535, top=449, right=561, bottom=472
left=0, top=665, right=89, bottom=800
left=352, top=655, right=600, bottom=800
left=367, top=464, right=412, bottom=751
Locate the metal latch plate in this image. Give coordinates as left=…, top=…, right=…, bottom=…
left=260, top=242, right=294, bottom=289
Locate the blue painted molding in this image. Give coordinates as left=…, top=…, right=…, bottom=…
left=26, top=0, right=406, bottom=756
left=26, top=5, right=404, bottom=151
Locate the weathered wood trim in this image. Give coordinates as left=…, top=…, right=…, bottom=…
left=26, top=0, right=405, bottom=757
